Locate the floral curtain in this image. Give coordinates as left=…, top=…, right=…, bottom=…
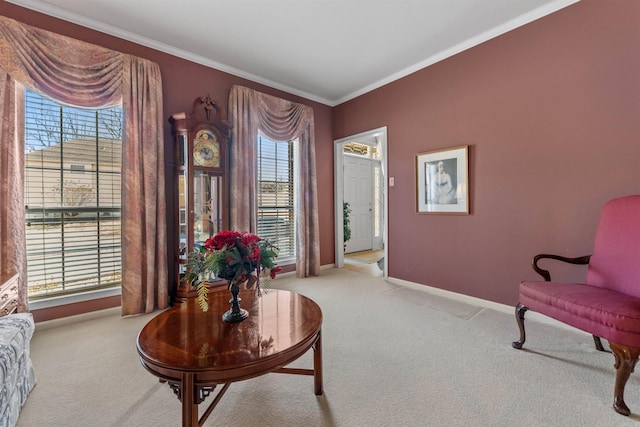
left=0, top=15, right=168, bottom=315
left=0, top=73, right=27, bottom=310
left=228, top=85, right=320, bottom=277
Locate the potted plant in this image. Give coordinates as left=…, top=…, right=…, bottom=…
left=183, top=231, right=280, bottom=320
left=343, top=202, right=352, bottom=251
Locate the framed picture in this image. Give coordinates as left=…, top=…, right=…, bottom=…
left=416, top=145, right=469, bottom=214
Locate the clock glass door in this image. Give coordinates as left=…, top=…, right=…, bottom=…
left=177, top=134, right=188, bottom=276
left=193, top=171, right=223, bottom=245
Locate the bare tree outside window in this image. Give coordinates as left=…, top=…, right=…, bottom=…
left=26, top=100, right=123, bottom=150
left=50, top=180, right=96, bottom=215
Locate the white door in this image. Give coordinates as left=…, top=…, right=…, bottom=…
left=344, top=155, right=373, bottom=253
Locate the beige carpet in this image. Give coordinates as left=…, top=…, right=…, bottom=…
left=17, top=268, right=640, bottom=426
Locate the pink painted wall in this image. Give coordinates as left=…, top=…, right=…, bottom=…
left=333, top=0, right=640, bottom=305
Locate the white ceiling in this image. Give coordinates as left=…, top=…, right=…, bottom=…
left=8, top=0, right=579, bottom=106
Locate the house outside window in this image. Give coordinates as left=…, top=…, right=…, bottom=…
left=257, top=135, right=295, bottom=261
left=24, top=90, right=123, bottom=300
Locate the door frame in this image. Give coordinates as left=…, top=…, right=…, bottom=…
left=334, top=126, right=388, bottom=279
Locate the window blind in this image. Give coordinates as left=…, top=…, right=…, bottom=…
left=257, top=136, right=295, bottom=258
left=24, top=90, right=123, bottom=299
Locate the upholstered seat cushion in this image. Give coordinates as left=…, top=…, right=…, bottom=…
left=520, top=281, right=640, bottom=348
left=0, top=313, right=37, bottom=427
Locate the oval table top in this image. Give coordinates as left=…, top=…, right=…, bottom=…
left=137, top=287, right=322, bottom=384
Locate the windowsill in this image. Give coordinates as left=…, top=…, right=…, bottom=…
left=28, top=287, right=122, bottom=311
left=27, top=257, right=294, bottom=312
left=276, top=256, right=295, bottom=265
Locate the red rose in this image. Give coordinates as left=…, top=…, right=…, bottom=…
left=212, top=230, right=241, bottom=249
left=203, top=237, right=216, bottom=250
left=240, top=232, right=261, bottom=246
left=270, top=266, right=282, bottom=279
left=250, top=247, right=260, bottom=262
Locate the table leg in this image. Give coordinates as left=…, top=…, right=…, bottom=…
left=181, top=372, right=199, bottom=427
left=314, top=330, right=323, bottom=395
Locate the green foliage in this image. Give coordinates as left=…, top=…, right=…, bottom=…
left=343, top=202, right=352, bottom=248
left=258, top=242, right=278, bottom=269
left=196, top=281, right=209, bottom=312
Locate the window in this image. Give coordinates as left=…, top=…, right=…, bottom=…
left=257, top=136, right=295, bottom=259
left=24, top=90, right=123, bottom=299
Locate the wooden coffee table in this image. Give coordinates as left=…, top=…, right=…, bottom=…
left=136, top=287, right=323, bottom=427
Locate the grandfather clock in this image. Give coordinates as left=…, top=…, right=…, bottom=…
left=170, top=95, right=231, bottom=300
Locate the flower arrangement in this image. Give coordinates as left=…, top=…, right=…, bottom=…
left=183, top=230, right=281, bottom=312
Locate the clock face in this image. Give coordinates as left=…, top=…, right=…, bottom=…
left=193, top=130, right=220, bottom=167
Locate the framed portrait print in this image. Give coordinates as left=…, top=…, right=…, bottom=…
left=416, top=145, right=469, bottom=214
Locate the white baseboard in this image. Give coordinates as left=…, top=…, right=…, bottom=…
left=387, top=276, right=589, bottom=336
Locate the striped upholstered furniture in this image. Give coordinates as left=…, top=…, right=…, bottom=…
left=0, top=275, right=36, bottom=427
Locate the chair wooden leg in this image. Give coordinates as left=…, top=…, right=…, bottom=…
left=609, top=342, right=640, bottom=416
left=512, top=303, right=528, bottom=349
left=593, top=336, right=610, bottom=352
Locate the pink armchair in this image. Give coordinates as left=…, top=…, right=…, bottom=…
left=512, top=195, right=640, bottom=415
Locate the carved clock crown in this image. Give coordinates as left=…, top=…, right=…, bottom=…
left=187, top=94, right=231, bottom=138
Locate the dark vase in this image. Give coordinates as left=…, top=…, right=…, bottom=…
left=222, top=281, right=249, bottom=322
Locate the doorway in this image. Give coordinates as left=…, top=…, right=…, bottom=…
left=334, top=127, right=388, bottom=279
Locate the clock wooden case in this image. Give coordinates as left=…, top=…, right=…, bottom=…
left=170, top=95, right=231, bottom=300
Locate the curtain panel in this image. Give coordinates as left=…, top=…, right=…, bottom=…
left=0, top=73, right=27, bottom=311
left=0, top=15, right=167, bottom=314
left=228, top=85, right=320, bottom=277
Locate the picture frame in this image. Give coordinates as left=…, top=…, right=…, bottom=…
left=415, top=145, right=469, bottom=214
